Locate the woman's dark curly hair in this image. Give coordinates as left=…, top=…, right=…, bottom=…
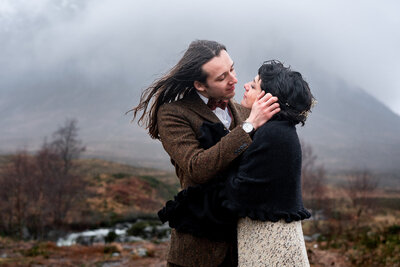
left=258, top=60, right=315, bottom=126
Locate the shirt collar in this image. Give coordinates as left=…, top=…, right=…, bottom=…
left=196, top=91, right=209, bottom=105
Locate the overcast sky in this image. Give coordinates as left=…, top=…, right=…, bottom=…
left=1, top=0, right=400, bottom=115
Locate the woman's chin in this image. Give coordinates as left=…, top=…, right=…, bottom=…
left=241, top=99, right=250, bottom=109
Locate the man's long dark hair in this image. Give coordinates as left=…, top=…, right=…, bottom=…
left=129, top=40, right=226, bottom=139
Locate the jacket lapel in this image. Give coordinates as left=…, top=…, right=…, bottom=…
left=228, top=99, right=247, bottom=130
left=180, top=90, right=221, bottom=124
left=180, top=90, right=247, bottom=129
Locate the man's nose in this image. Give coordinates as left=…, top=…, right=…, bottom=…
left=229, top=74, right=238, bottom=84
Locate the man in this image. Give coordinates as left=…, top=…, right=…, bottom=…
left=131, top=40, right=280, bottom=267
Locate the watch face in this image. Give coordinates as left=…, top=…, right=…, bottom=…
left=243, top=122, right=253, bottom=133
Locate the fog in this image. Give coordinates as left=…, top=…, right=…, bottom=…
left=1, top=0, right=400, bottom=171
left=1, top=0, right=399, bottom=114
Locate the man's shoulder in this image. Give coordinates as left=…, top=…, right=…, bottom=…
left=230, top=99, right=250, bottom=117
left=234, top=101, right=249, bottom=111
left=158, top=98, right=192, bottom=115
left=157, top=95, right=205, bottom=125
left=159, top=91, right=200, bottom=112
left=158, top=100, right=185, bottom=112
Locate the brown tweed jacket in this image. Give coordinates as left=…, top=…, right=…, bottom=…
left=157, top=90, right=252, bottom=267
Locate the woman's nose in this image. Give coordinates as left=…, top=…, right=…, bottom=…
left=244, top=83, right=249, bottom=91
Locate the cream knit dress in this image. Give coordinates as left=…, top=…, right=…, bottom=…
left=237, top=217, right=310, bottom=267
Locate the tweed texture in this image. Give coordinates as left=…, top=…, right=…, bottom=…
left=157, top=90, right=251, bottom=267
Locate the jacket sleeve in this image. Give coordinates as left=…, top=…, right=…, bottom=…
left=235, top=126, right=274, bottom=181
left=157, top=104, right=253, bottom=184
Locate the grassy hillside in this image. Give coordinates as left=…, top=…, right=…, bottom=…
left=0, top=155, right=180, bottom=228
left=72, top=158, right=180, bottom=225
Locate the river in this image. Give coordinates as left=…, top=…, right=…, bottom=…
left=56, top=220, right=170, bottom=246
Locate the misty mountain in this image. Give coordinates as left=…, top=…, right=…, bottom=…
left=297, top=72, right=400, bottom=171
left=1, top=65, right=400, bottom=172
left=1, top=0, right=400, bottom=173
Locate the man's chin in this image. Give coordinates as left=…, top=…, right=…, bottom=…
left=221, top=93, right=235, bottom=101
left=227, top=91, right=235, bottom=99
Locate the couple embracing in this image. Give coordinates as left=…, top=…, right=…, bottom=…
left=131, top=40, right=314, bottom=267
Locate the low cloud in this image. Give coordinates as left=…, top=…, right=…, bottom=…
left=1, top=0, right=399, bottom=114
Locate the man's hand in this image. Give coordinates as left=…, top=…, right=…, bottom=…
left=246, top=91, right=280, bottom=130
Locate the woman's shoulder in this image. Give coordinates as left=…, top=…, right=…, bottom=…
left=255, top=120, right=296, bottom=140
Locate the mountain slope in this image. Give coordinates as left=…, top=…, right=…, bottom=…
left=1, top=69, right=400, bottom=172
left=298, top=74, right=400, bottom=171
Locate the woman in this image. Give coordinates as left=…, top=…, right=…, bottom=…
left=159, top=60, right=314, bottom=266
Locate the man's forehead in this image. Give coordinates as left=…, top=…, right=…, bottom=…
left=202, top=50, right=233, bottom=77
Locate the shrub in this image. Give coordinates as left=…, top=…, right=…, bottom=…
left=127, top=221, right=149, bottom=237
left=22, top=243, right=50, bottom=258
left=112, top=173, right=129, bottom=179
left=103, top=245, right=119, bottom=254
left=105, top=231, right=117, bottom=243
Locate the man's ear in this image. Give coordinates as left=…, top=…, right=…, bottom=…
left=194, top=81, right=206, bottom=92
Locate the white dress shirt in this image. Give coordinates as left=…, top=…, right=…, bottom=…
left=197, top=91, right=232, bottom=129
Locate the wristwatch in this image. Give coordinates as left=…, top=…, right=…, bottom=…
left=242, top=121, right=255, bottom=135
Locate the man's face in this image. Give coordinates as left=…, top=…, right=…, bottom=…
left=195, top=50, right=237, bottom=100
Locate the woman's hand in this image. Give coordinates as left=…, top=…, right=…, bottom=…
left=246, top=91, right=280, bottom=130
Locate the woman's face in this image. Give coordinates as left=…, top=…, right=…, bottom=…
left=241, top=75, right=262, bottom=108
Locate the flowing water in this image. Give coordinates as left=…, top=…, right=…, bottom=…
left=56, top=220, right=170, bottom=246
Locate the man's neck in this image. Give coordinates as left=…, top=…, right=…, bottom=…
left=196, top=91, right=209, bottom=104
left=196, top=91, right=230, bottom=104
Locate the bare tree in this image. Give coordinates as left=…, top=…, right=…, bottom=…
left=0, top=151, right=36, bottom=237
left=342, top=170, right=378, bottom=230
left=33, top=144, right=64, bottom=234
left=51, top=119, right=85, bottom=175
left=0, top=119, right=87, bottom=238
left=47, top=119, right=86, bottom=226
left=301, top=140, right=327, bottom=204
left=300, top=140, right=327, bottom=232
